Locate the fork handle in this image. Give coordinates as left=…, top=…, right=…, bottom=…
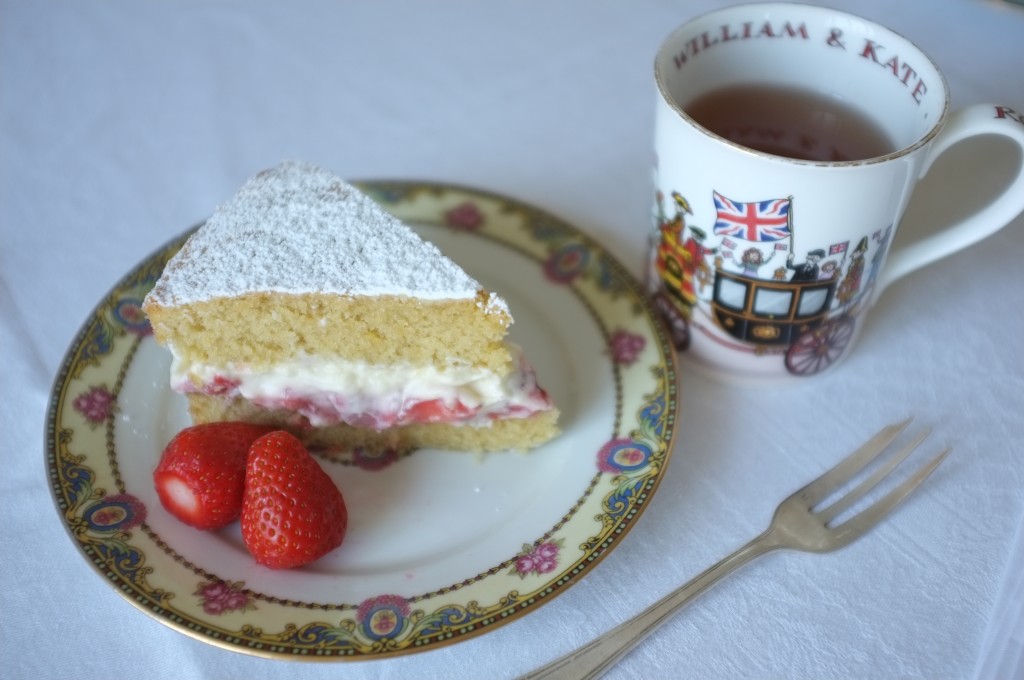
left=518, top=528, right=782, bottom=680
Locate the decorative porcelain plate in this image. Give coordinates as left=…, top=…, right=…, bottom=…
left=46, top=182, right=679, bottom=660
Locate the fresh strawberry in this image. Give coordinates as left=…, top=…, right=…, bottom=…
left=153, top=422, right=275, bottom=530
left=241, top=431, right=348, bottom=569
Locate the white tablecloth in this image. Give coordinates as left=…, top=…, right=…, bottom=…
left=3, top=1, right=1023, bottom=678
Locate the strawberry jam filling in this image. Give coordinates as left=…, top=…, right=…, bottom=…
left=246, top=386, right=552, bottom=430
left=172, top=347, right=553, bottom=430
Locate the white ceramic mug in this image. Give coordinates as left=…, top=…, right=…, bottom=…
left=648, top=3, right=1024, bottom=384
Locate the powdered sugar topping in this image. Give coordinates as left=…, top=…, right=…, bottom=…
left=145, top=161, right=508, bottom=315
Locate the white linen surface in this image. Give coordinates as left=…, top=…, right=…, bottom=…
left=2, top=1, right=1023, bottom=678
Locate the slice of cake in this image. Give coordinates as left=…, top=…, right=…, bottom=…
left=143, top=161, right=559, bottom=453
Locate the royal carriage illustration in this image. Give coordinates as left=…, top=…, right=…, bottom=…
left=709, top=268, right=856, bottom=375
left=651, top=189, right=885, bottom=376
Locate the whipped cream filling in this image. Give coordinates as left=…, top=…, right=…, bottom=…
left=170, top=345, right=553, bottom=430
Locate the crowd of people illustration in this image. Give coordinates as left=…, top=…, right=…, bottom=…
left=652, top=189, right=889, bottom=324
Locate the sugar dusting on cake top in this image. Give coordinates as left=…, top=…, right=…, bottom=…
left=145, top=161, right=508, bottom=315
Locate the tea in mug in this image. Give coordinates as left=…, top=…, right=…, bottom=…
left=684, top=84, right=895, bottom=162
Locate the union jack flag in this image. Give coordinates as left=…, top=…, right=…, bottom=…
left=712, top=192, right=792, bottom=242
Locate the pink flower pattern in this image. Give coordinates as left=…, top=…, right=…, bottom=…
left=73, top=385, right=115, bottom=424
left=512, top=540, right=563, bottom=578
left=444, top=201, right=484, bottom=231
left=194, top=580, right=255, bottom=615
left=608, top=329, right=646, bottom=365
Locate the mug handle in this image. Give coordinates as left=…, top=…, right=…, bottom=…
left=879, top=104, right=1024, bottom=291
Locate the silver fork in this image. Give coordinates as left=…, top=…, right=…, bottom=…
left=519, top=418, right=950, bottom=680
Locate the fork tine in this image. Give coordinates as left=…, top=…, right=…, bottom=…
left=817, top=428, right=930, bottom=524
left=796, top=418, right=913, bottom=507
left=827, top=448, right=951, bottom=549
